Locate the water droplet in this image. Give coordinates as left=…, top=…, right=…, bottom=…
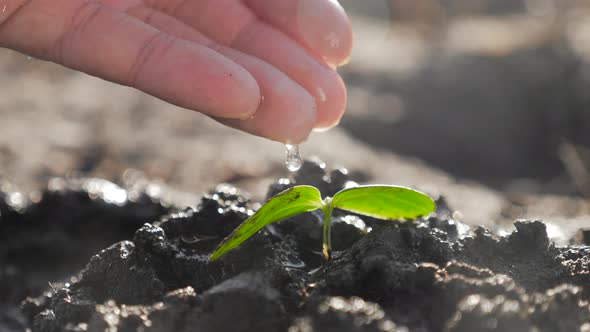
left=325, top=31, right=341, bottom=49
left=180, top=234, right=200, bottom=244
left=285, top=144, right=302, bottom=172
left=308, top=266, right=322, bottom=275
left=317, top=87, right=327, bottom=103
left=180, top=234, right=218, bottom=244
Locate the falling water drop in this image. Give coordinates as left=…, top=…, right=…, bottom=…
left=285, top=144, right=302, bottom=172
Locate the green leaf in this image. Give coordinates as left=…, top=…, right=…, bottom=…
left=209, top=185, right=324, bottom=261
left=332, top=185, right=436, bottom=220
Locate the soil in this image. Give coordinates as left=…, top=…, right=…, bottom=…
left=2, top=160, right=589, bottom=332
left=3, top=4, right=590, bottom=331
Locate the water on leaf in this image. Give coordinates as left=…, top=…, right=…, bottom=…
left=285, top=144, right=302, bottom=172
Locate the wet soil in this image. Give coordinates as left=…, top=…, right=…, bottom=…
left=1, top=160, right=589, bottom=332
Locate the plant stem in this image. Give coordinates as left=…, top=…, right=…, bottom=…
left=322, top=201, right=333, bottom=260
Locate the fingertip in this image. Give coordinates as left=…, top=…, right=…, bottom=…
left=314, top=70, right=347, bottom=130
left=324, top=0, right=354, bottom=67
left=210, top=59, right=262, bottom=120
left=215, top=49, right=317, bottom=143
left=286, top=93, right=317, bottom=143
left=219, top=93, right=316, bottom=143
left=332, top=21, right=353, bottom=67
left=313, top=119, right=340, bottom=133
left=259, top=83, right=317, bottom=143
left=297, top=0, right=354, bottom=66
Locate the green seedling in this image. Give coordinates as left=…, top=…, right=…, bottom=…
left=209, top=185, right=436, bottom=261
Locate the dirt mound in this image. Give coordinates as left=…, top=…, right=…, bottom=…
left=2, top=161, right=589, bottom=331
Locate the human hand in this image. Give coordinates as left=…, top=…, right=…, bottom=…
left=0, top=0, right=352, bottom=143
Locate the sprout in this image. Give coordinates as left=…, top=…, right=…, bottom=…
left=210, top=185, right=436, bottom=261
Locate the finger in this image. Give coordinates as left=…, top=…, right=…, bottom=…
left=216, top=47, right=317, bottom=143
left=232, top=21, right=347, bottom=130
left=122, top=4, right=317, bottom=142
left=243, top=0, right=353, bottom=66
left=122, top=2, right=213, bottom=44
left=0, top=0, right=260, bottom=120
left=164, top=0, right=347, bottom=129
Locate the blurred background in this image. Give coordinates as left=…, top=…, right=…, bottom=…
left=2, top=0, right=590, bottom=241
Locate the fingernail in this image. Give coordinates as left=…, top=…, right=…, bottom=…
left=297, top=0, right=352, bottom=63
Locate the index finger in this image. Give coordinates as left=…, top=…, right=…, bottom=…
left=0, top=0, right=261, bottom=120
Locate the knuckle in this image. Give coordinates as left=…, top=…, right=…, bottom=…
left=125, top=4, right=157, bottom=26
left=51, top=1, right=102, bottom=65
left=127, top=32, right=175, bottom=88
left=0, top=0, right=33, bottom=36
left=229, top=17, right=257, bottom=48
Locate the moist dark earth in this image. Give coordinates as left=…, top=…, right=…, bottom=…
left=1, top=160, right=589, bottom=332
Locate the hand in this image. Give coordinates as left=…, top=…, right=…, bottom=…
left=0, top=0, right=352, bottom=143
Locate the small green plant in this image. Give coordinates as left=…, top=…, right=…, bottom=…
left=209, top=185, right=436, bottom=261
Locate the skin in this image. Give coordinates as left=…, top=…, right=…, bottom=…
left=0, top=0, right=353, bottom=143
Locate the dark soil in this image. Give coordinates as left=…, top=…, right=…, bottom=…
left=2, top=160, right=590, bottom=331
